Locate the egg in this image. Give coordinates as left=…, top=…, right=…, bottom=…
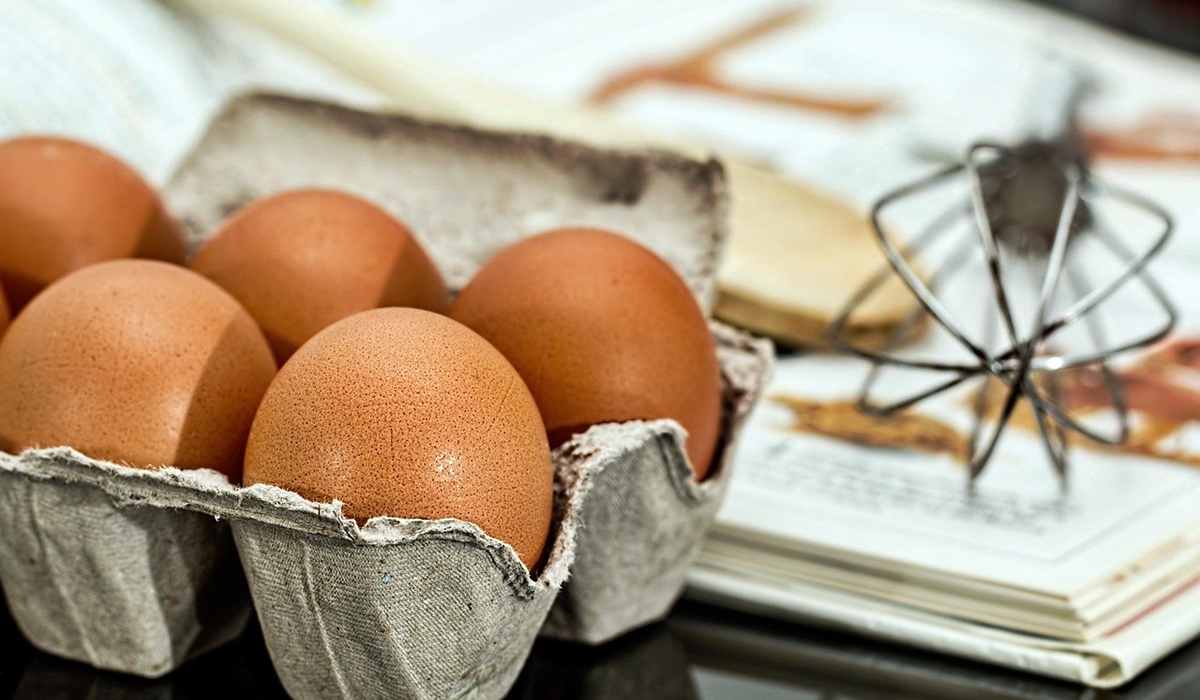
left=190, top=189, right=449, bottom=364
left=0, top=291, right=8, bottom=338
left=243, top=308, right=553, bottom=570
left=0, top=136, right=186, bottom=313
left=0, top=260, right=276, bottom=480
left=450, top=228, right=723, bottom=479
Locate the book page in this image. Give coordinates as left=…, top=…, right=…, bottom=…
left=719, top=394, right=1200, bottom=597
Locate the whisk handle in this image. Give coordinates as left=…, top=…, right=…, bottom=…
left=1026, top=59, right=1093, bottom=145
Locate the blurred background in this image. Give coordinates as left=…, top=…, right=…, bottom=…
left=3, top=1, right=1200, bottom=697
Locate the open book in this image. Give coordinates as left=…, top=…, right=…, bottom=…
left=690, top=338, right=1200, bottom=687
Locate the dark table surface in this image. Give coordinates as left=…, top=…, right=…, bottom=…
left=3, top=598, right=1200, bottom=699
left=6, top=2, right=1199, bottom=698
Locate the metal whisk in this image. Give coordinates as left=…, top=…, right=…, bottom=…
left=828, top=62, right=1177, bottom=491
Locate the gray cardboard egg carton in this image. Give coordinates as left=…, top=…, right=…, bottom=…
left=0, top=93, right=772, bottom=698
left=0, top=449, right=583, bottom=698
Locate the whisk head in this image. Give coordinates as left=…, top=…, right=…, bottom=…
left=828, top=138, right=1176, bottom=491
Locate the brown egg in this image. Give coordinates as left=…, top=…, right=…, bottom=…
left=0, top=260, right=276, bottom=480
left=450, top=228, right=723, bottom=479
left=190, top=189, right=449, bottom=364
left=0, top=136, right=186, bottom=313
left=244, top=308, right=553, bottom=570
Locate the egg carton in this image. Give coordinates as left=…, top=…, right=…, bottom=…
left=0, top=453, right=249, bottom=678
left=0, top=445, right=588, bottom=697
left=0, top=92, right=772, bottom=697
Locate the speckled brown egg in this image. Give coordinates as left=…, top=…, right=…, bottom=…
left=0, top=260, right=276, bottom=481
left=450, top=228, right=723, bottom=479
left=243, top=308, right=553, bottom=570
left=190, top=189, right=449, bottom=364
left=0, top=136, right=186, bottom=313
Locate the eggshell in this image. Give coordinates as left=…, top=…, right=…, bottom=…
left=0, top=260, right=276, bottom=480
left=243, top=307, right=554, bottom=570
left=190, top=189, right=449, bottom=363
left=0, top=136, right=186, bottom=312
left=450, top=228, right=723, bottom=479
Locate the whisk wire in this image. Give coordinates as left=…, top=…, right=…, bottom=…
left=829, top=129, right=1176, bottom=488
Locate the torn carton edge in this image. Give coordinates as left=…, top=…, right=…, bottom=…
left=0, top=431, right=584, bottom=696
